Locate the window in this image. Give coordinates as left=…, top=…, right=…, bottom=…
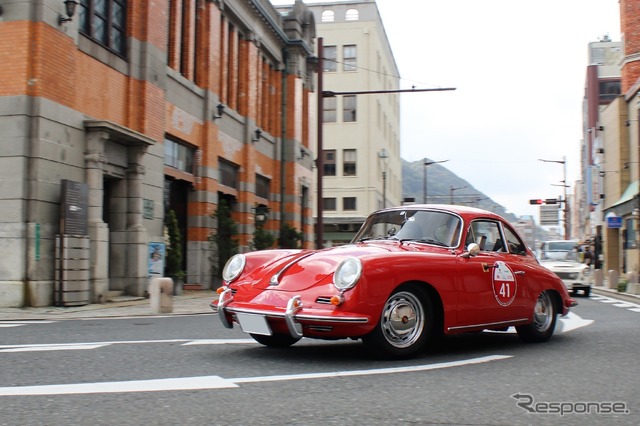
left=323, top=97, right=337, bottom=123
left=343, top=149, right=356, bottom=176
left=323, top=198, right=337, bottom=211
left=343, top=95, right=357, bottom=122
left=78, top=0, right=127, bottom=56
left=321, top=10, right=335, bottom=22
left=323, top=46, right=337, bottom=72
left=466, top=221, right=503, bottom=252
left=345, top=9, right=359, bottom=21
left=503, top=227, right=527, bottom=255
left=219, top=158, right=239, bottom=189
left=164, top=138, right=195, bottom=174
left=343, top=45, right=357, bottom=71
left=343, top=197, right=357, bottom=211
left=323, top=150, right=336, bottom=176
left=256, top=174, right=270, bottom=200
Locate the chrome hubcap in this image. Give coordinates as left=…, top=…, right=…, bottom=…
left=381, top=291, right=425, bottom=348
left=533, top=292, right=553, bottom=332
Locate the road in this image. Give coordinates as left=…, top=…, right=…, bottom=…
left=0, top=294, right=638, bottom=426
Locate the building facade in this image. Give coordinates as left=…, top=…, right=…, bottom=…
left=305, top=0, right=402, bottom=245
left=581, top=0, right=640, bottom=288
left=0, top=0, right=317, bottom=307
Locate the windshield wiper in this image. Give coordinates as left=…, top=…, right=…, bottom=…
left=399, top=237, right=448, bottom=247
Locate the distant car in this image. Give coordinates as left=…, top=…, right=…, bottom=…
left=537, top=240, right=580, bottom=260
left=211, top=205, right=576, bottom=359
left=539, top=250, right=592, bottom=297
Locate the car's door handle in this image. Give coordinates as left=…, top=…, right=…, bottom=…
left=514, top=271, right=525, bottom=276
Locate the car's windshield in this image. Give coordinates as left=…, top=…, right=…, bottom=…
left=353, top=209, right=462, bottom=247
left=540, top=250, right=580, bottom=262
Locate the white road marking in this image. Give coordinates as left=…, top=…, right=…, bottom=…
left=556, top=311, right=593, bottom=333
left=0, top=344, right=108, bottom=353
left=0, top=321, right=55, bottom=328
left=630, top=308, right=640, bottom=313
left=0, top=355, right=511, bottom=396
left=613, top=302, right=636, bottom=308
left=590, top=294, right=640, bottom=312
left=182, top=339, right=257, bottom=345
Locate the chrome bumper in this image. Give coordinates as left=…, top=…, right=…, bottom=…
left=211, top=290, right=368, bottom=339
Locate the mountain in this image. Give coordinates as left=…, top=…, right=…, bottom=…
left=402, top=159, right=519, bottom=223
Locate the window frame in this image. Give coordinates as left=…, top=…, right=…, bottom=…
left=78, top=0, right=127, bottom=57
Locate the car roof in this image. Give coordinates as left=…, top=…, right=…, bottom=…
left=377, top=204, right=504, bottom=221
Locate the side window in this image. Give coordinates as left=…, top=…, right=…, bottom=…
left=504, top=227, right=527, bottom=255
left=467, top=221, right=503, bottom=252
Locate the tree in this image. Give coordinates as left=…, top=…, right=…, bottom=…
left=278, top=223, right=303, bottom=249
left=210, top=199, right=239, bottom=279
left=165, top=209, right=184, bottom=280
left=251, top=225, right=276, bottom=250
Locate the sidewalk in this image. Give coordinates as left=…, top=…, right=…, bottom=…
left=0, top=290, right=218, bottom=321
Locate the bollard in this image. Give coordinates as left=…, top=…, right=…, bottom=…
left=593, top=269, right=603, bottom=287
left=607, top=270, right=618, bottom=290
left=628, top=271, right=640, bottom=295
left=149, top=277, right=174, bottom=314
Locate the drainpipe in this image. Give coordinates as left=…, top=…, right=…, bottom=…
left=280, top=50, right=288, bottom=246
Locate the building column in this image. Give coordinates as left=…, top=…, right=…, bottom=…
left=125, top=147, right=149, bottom=296
left=85, top=131, right=109, bottom=303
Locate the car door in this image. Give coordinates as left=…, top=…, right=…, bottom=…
left=456, top=220, right=526, bottom=328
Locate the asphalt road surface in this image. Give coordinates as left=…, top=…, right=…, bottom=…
left=0, top=293, right=638, bottom=426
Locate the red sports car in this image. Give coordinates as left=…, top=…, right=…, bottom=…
left=211, top=205, right=576, bottom=359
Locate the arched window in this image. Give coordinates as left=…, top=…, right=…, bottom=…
left=345, top=9, right=359, bottom=21
left=322, top=10, right=334, bottom=22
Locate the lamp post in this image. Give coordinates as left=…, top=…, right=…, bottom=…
left=379, top=149, right=389, bottom=208
left=538, top=157, right=569, bottom=239
left=423, top=159, right=449, bottom=203
left=449, top=185, right=468, bottom=204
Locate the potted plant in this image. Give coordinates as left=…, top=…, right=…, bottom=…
left=165, top=209, right=185, bottom=295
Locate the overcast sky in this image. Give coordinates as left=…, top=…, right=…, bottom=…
left=271, top=0, right=621, bottom=219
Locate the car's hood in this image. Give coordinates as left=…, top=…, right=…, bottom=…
left=539, top=260, right=586, bottom=271
left=245, top=241, right=438, bottom=292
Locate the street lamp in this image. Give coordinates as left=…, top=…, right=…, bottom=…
left=450, top=185, right=468, bottom=204
left=423, top=159, right=449, bottom=203
left=538, top=157, right=570, bottom=239
left=379, top=149, right=389, bottom=208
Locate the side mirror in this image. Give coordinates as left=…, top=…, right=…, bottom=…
left=461, top=243, right=480, bottom=258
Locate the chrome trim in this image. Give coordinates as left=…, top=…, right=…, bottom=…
left=285, top=296, right=304, bottom=338
left=448, top=318, right=529, bottom=332
left=216, top=289, right=234, bottom=329
left=223, top=305, right=369, bottom=323
left=269, top=252, right=315, bottom=285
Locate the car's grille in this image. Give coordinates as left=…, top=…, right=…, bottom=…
left=555, top=272, right=578, bottom=280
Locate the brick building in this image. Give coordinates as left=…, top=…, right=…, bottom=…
left=0, top=0, right=317, bottom=307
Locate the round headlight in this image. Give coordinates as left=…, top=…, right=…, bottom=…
left=334, top=257, right=362, bottom=290
left=582, top=267, right=591, bottom=277
left=222, top=254, right=246, bottom=283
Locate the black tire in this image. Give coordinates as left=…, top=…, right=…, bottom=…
left=583, top=287, right=591, bottom=297
left=363, top=285, right=434, bottom=359
left=250, top=333, right=300, bottom=348
left=516, top=291, right=557, bottom=343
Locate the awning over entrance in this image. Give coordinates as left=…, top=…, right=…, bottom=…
left=604, top=180, right=639, bottom=217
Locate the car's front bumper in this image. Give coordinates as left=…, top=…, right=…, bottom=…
left=211, top=288, right=370, bottom=339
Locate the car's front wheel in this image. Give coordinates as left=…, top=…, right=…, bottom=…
left=250, top=333, right=300, bottom=348
left=363, top=285, right=433, bottom=359
left=516, top=291, right=557, bottom=342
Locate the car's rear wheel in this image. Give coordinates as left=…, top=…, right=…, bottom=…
left=363, top=285, right=433, bottom=359
left=516, top=291, right=557, bottom=342
left=250, top=333, right=300, bottom=348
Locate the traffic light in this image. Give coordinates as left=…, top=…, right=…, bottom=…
left=529, top=198, right=560, bottom=205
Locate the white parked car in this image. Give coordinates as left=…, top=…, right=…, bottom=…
left=539, top=250, right=591, bottom=297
